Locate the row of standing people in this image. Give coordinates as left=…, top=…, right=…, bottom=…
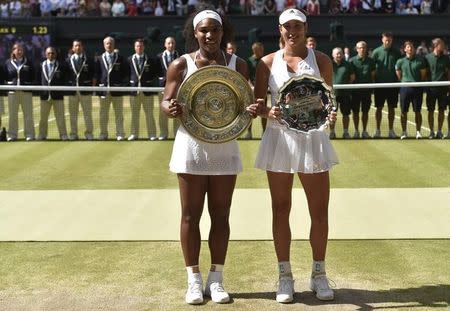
left=0, top=36, right=179, bottom=141
left=330, top=33, right=450, bottom=140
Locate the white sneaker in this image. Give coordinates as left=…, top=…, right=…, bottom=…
left=353, top=131, right=360, bottom=139
left=205, top=277, right=230, bottom=303
left=158, top=136, right=167, bottom=141
left=186, top=279, right=204, bottom=305
left=128, top=134, right=137, bottom=141
left=276, top=276, right=294, bottom=303
left=117, top=135, right=125, bottom=141
left=400, top=132, right=408, bottom=140
left=149, top=136, right=157, bottom=141
left=26, top=136, right=35, bottom=142
left=361, top=131, right=371, bottom=139
left=7, top=137, right=16, bottom=142
left=388, top=130, right=398, bottom=139
left=310, top=274, right=334, bottom=301
left=416, top=131, right=422, bottom=139
left=373, top=130, right=381, bottom=138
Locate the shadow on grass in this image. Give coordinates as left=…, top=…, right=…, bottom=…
left=232, top=284, right=449, bottom=310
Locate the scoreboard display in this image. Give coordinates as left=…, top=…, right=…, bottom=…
left=0, top=23, right=54, bottom=65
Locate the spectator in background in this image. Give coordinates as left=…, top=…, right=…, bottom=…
left=425, top=38, right=450, bottom=139
left=361, top=0, right=374, bottom=13
left=154, top=1, right=164, bottom=15
left=349, top=0, right=361, bottom=13
left=157, top=36, right=179, bottom=140
left=40, top=0, right=52, bottom=16
left=296, top=0, right=308, bottom=10
left=285, top=0, right=296, bottom=8
left=66, top=0, right=79, bottom=16
left=78, top=0, right=88, bottom=16
left=141, top=0, right=156, bottom=14
left=4, top=43, right=35, bottom=141
left=264, top=0, right=277, bottom=13
left=111, top=0, right=126, bottom=16
left=420, top=0, right=432, bottom=13
left=226, top=41, right=237, bottom=55
left=403, top=1, right=419, bottom=13
left=0, top=63, right=4, bottom=130
left=127, top=0, right=139, bottom=15
left=344, top=46, right=351, bottom=60
left=372, top=31, right=401, bottom=138
left=349, top=40, right=376, bottom=138
left=416, top=40, right=429, bottom=56
left=99, top=0, right=112, bottom=16
left=250, top=0, right=265, bottom=14
left=395, top=41, right=428, bottom=139
left=306, top=0, right=320, bottom=14
left=245, top=41, right=266, bottom=139
left=22, top=0, right=33, bottom=17
left=411, top=0, right=421, bottom=11
left=38, top=46, right=69, bottom=141
left=341, top=0, right=351, bottom=12
left=9, top=0, right=22, bottom=17
left=331, top=46, right=355, bottom=139
left=381, top=0, right=395, bottom=13
left=96, top=36, right=129, bottom=140
left=328, top=0, right=342, bottom=14
left=306, top=36, right=317, bottom=49
left=0, top=0, right=9, bottom=18
left=274, top=0, right=285, bottom=12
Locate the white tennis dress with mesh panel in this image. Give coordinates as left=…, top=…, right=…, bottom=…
left=255, top=48, right=339, bottom=174
left=169, top=53, right=243, bottom=175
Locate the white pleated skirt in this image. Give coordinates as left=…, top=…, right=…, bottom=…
left=169, top=126, right=243, bottom=175
left=255, top=119, right=339, bottom=174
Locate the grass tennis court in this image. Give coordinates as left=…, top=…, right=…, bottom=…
left=0, top=124, right=449, bottom=309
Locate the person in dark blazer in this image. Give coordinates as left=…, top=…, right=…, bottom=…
left=4, top=42, right=36, bottom=141
left=128, top=38, right=162, bottom=141
left=95, top=36, right=129, bottom=141
left=66, top=39, right=96, bottom=140
left=38, top=46, right=69, bottom=140
left=157, top=36, right=179, bottom=140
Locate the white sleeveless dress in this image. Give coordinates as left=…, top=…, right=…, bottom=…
left=169, top=53, right=243, bottom=175
left=255, top=48, right=339, bottom=174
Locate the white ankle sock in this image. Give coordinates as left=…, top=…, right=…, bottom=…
left=186, top=266, right=201, bottom=283
left=312, top=261, right=325, bottom=277
left=278, top=261, right=291, bottom=276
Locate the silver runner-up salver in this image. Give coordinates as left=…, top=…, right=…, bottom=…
left=177, top=65, right=253, bottom=143
left=277, top=74, right=336, bottom=132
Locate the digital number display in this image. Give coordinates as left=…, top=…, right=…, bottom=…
left=0, top=25, right=50, bottom=35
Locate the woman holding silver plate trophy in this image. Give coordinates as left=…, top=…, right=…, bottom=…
left=160, top=9, right=257, bottom=305
left=252, top=8, right=339, bottom=303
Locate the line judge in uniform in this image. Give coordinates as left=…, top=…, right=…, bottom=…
left=66, top=39, right=96, bottom=140
left=127, top=38, right=162, bottom=141
left=157, top=36, right=179, bottom=140
left=38, top=46, right=69, bottom=140
left=96, top=36, right=129, bottom=141
left=4, top=43, right=36, bottom=141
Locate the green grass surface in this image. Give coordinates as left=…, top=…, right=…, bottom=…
left=0, top=140, right=449, bottom=190
left=0, top=240, right=449, bottom=310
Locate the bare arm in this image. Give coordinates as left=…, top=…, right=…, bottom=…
left=161, top=56, right=187, bottom=118
left=396, top=69, right=402, bottom=81
left=253, top=53, right=274, bottom=117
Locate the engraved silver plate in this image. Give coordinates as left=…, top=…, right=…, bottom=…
left=277, top=74, right=336, bottom=132
left=177, top=65, right=253, bottom=143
